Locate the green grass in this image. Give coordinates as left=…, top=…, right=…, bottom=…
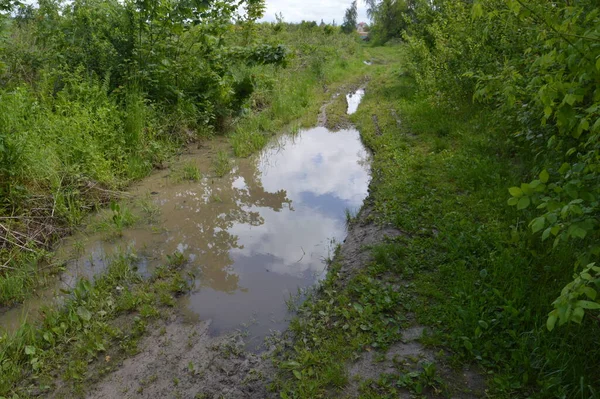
left=172, top=161, right=202, bottom=182
left=323, top=93, right=349, bottom=131
left=0, top=250, right=191, bottom=397
left=212, top=150, right=233, bottom=177
left=0, top=26, right=366, bottom=306
left=229, top=30, right=368, bottom=157
left=272, top=45, right=600, bottom=398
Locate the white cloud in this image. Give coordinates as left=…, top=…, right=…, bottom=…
left=260, top=0, right=369, bottom=24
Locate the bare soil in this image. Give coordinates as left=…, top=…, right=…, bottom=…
left=87, top=316, right=276, bottom=399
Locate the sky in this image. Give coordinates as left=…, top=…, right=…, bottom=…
left=259, top=0, right=370, bottom=25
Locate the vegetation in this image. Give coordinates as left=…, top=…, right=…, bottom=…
left=370, top=0, right=600, bottom=332
left=0, top=250, right=191, bottom=396
left=2, top=0, right=598, bottom=396
left=341, top=0, right=358, bottom=34
left=273, top=0, right=600, bottom=396
left=0, top=5, right=367, bottom=396
left=0, top=0, right=359, bottom=306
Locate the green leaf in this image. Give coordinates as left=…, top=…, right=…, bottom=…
left=569, top=225, right=587, bottom=239
left=530, top=217, right=545, bottom=233
left=293, top=370, right=302, bottom=380
left=509, top=187, right=523, bottom=197
left=517, top=196, right=530, bottom=210
left=572, top=307, right=584, bottom=324
left=575, top=300, right=600, bottom=310
left=463, top=339, right=473, bottom=351
left=546, top=311, right=557, bottom=331
left=25, top=345, right=36, bottom=355
left=471, top=1, right=483, bottom=19
left=582, top=287, right=597, bottom=300
left=521, top=183, right=533, bottom=196
left=77, top=306, right=92, bottom=322
left=539, top=169, right=549, bottom=183
left=542, top=227, right=552, bottom=241
left=507, top=197, right=518, bottom=206
left=281, top=361, right=301, bottom=369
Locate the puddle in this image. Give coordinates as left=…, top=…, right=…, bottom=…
left=1, top=103, right=371, bottom=348
left=363, top=60, right=372, bottom=65
left=346, top=89, right=365, bottom=115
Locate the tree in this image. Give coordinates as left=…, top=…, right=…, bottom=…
left=341, top=0, right=357, bottom=34
left=365, top=0, right=411, bottom=44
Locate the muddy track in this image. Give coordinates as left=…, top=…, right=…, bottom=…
left=84, top=203, right=405, bottom=399
left=79, top=88, right=382, bottom=399
left=84, top=87, right=486, bottom=399
left=86, top=317, right=276, bottom=399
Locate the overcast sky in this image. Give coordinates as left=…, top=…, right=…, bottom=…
left=259, top=0, right=370, bottom=24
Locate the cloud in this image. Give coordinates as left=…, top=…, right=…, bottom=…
left=260, top=0, right=369, bottom=24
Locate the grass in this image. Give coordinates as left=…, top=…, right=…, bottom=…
left=212, top=150, right=232, bottom=177
left=0, top=26, right=366, bottom=306
left=229, top=28, right=368, bottom=158
left=0, top=249, right=191, bottom=397
left=89, top=201, right=137, bottom=238
left=271, top=44, right=600, bottom=398
left=172, top=161, right=202, bottom=182
left=344, top=207, right=358, bottom=228
left=323, top=93, right=350, bottom=131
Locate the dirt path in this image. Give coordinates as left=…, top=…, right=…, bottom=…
left=83, top=88, right=486, bottom=399
left=87, top=316, right=276, bottom=399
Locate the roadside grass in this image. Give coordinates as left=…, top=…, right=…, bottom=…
left=271, top=250, right=415, bottom=398
left=229, top=30, right=368, bottom=157
left=272, top=45, right=600, bottom=398
left=0, top=250, right=191, bottom=397
left=0, top=84, right=176, bottom=306
left=0, top=28, right=365, bottom=306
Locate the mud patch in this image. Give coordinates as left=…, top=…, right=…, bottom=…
left=87, top=317, right=276, bottom=399
left=338, top=201, right=404, bottom=283
left=318, top=80, right=368, bottom=130
left=344, top=326, right=486, bottom=398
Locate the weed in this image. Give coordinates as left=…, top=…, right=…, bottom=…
left=344, top=207, right=358, bottom=227
left=0, top=250, right=191, bottom=396
left=211, top=150, right=232, bottom=177
left=138, top=197, right=160, bottom=222
left=172, top=161, right=201, bottom=182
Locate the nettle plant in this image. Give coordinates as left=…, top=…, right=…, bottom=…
left=500, top=1, right=600, bottom=329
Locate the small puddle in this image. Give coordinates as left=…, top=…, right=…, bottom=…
left=1, top=91, right=371, bottom=348
left=346, top=89, right=365, bottom=115
left=363, top=60, right=372, bottom=65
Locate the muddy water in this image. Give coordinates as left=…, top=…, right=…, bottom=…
left=1, top=94, right=370, bottom=346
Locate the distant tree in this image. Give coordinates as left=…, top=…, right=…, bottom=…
left=275, top=12, right=284, bottom=24
left=319, top=18, right=325, bottom=27
left=341, top=0, right=357, bottom=34
left=366, top=0, right=414, bottom=44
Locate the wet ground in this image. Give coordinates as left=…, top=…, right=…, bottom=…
left=0, top=90, right=371, bottom=348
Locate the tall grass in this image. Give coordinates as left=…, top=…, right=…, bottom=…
left=351, top=48, right=600, bottom=397
left=0, top=77, right=174, bottom=305
left=229, top=24, right=365, bottom=157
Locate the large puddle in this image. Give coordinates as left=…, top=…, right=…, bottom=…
left=1, top=92, right=370, bottom=346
